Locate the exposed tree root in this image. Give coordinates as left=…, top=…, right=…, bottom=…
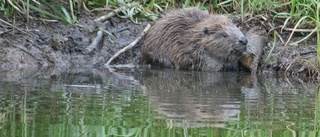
left=105, top=23, right=151, bottom=69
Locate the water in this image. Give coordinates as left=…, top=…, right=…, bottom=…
left=0, top=68, right=318, bottom=137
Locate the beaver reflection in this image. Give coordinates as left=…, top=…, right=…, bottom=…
left=137, top=69, right=245, bottom=121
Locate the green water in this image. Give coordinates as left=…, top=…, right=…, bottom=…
left=0, top=68, right=319, bottom=137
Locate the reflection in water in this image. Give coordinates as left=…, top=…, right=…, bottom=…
left=0, top=68, right=318, bottom=137
left=137, top=69, right=247, bottom=121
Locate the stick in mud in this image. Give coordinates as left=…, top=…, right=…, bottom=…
left=85, top=2, right=139, bottom=54
left=83, top=21, right=111, bottom=54
left=105, top=24, right=151, bottom=68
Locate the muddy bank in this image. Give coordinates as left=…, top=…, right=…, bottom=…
left=239, top=17, right=318, bottom=77
left=0, top=10, right=318, bottom=78
left=0, top=12, right=148, bottom=71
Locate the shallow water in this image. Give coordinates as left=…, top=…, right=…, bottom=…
left=0, top=68, right=318, bottom=137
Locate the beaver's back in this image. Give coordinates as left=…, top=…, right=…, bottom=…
left=146, top=8, right=210, bottom=43
left=142, top=8, right=247, bottom=71
left=142, top=8, right=209, bottom=68
left=161, top=8, right=210, bottom=26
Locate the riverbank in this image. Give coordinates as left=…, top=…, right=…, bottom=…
left=0, top=2, right=318, bottom=79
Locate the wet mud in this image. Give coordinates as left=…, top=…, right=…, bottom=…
left=0, top=13, right=148, bottom=75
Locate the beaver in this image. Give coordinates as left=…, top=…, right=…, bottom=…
left=141, top=8, right=248, bottom=71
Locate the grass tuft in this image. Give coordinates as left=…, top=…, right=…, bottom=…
left=316, top=2, right=320, bottom=67
left=266, top=31, right=278, bottom=62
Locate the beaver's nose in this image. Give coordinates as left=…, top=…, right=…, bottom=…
left=239, top=37, right=248, bottom=45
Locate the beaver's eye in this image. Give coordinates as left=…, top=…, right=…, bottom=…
left=221, top=32, right=228, bottom=38
left=203, top=27, right=209, bottom=35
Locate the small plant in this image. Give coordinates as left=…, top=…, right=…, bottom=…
left=316, top=2, right=320, bottom=68
left=265, top=31, right=278, bottom=62
left=0, top=0, right=78, bottom=24
left=0, top=1, right=9, bottom=16
left=26, top=0, right=78, bottom=24
left=120, top=7, right=138, bottom=23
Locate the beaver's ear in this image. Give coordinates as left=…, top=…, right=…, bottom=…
left=203, top=27, right=209, bottom=35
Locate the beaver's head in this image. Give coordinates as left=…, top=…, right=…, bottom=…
left=192, top=15, right=247, bottom=63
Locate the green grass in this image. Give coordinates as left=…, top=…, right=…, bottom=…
left=1, top=0, right=317, bottom=27
left=0, top=0, right=77, bottom=23
left=316, top=2, right=320, bottom=68
left=265, top=31, right=278, bottom=62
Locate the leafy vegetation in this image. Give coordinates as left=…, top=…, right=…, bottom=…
left=0, top=0, right=317, bottom=25
left=0, top=0, right=317, bottom=28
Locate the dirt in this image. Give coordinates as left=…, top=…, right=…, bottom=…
left=0, top=10, right=318, bottom=79
left=0, top=11, right=148, bottom=76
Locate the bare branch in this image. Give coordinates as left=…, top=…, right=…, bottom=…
left=83, top=21, right=111, bottom=54
left=105, top=24, right=151, bottom=68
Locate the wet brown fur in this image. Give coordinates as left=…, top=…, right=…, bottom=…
left=142, top=8, right=247, bottom=71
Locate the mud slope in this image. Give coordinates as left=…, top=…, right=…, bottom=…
left=0, top=13, right=148, bottom=71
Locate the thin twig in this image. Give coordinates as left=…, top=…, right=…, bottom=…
left=267, top=22, right=284, bottom=44
left=300, top=50, right=317, bottom=55
left=94, top=2, right=139, bottom=22
left=243, top=14, right=266, bottom=23
left=283, top=28, right=317, bottom=32
left=284, top=16, right=309, bottom=46
left=285, top=59, right=295, bottom=74
left=83, top=21, right=111, bottom=54
left=105, top=23, right=151, bottom=68
left=0, top=18, right=32, bottom=37
left=0, top=29, right=13, bottom=35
